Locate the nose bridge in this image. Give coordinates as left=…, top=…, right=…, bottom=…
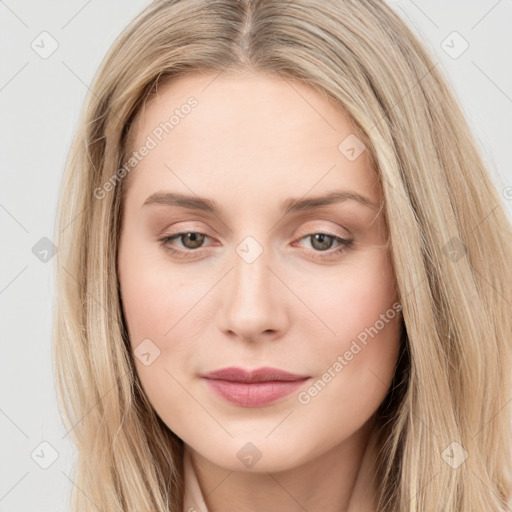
left=218, top=234, right=285, bottom=340
left=231, top=236, right=273, bottom=313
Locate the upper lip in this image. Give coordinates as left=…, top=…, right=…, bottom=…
left=202, top=366, right=309, bottom=383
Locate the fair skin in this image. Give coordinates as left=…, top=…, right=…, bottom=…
left=118, top=70, right=401, bottom=512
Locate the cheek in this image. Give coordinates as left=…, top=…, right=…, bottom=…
left=118, top=242, right=212, bottom=413
left=118, top=246, right=202, bottom=424
left=118, top=241, right=201, bottom=347
left=119, top=270, right=167, bottom=345
left=300, top=248, right=397, bottom=344
left=296, top=248, right=400, bottom=401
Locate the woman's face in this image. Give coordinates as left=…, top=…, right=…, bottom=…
left=118, top=71, right=401, bottom=472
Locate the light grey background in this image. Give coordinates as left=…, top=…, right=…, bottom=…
left=1, top=1, right=511, bottom=510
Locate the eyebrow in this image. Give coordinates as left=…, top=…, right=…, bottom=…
left=142, top=190, right=379, bottom=213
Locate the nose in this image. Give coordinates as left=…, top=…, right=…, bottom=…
left=216, top=242, right=289, bottom=343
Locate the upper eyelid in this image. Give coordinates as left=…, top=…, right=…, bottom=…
left=160, top=218, right=351, bottom=238
left=162, top=229, right=350, bottom=247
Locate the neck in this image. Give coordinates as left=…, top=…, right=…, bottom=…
left=185, top=416, right=381, bottom=512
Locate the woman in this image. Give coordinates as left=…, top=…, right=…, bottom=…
left=52, top=0, right=512, bottom=510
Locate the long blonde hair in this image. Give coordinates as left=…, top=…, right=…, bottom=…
left=52, top=0, right=512, bottom=510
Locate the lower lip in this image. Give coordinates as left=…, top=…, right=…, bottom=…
left=203, top=378, right=309, bottom=407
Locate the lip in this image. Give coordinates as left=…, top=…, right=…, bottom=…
left=202, top=366, right=309, bottom=383
left=201, top=366, right=310, bottom=407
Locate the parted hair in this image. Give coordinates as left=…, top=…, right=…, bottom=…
left=52, top=0, right=512, bottom=510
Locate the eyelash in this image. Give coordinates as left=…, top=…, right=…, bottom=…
left=158, top=231, right=353, bottom=261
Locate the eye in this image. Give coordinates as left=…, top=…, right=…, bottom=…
left=295, top=233, right=353, bottom=260
left=159, top=232, right=210, bottom=258
left=158, top=231, right=353, bottom=260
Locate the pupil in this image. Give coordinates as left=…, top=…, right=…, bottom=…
left=185, top=232, right=203, bottom=248
left=313, top=234, right=332, bottom=250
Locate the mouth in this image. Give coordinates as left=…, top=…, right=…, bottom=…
left=201, top=366, right=310, bottom=407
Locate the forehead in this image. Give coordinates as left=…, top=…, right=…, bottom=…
left=132, top=70, right=358, bottom=148
left=124, top=71, right=380, bottom=209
